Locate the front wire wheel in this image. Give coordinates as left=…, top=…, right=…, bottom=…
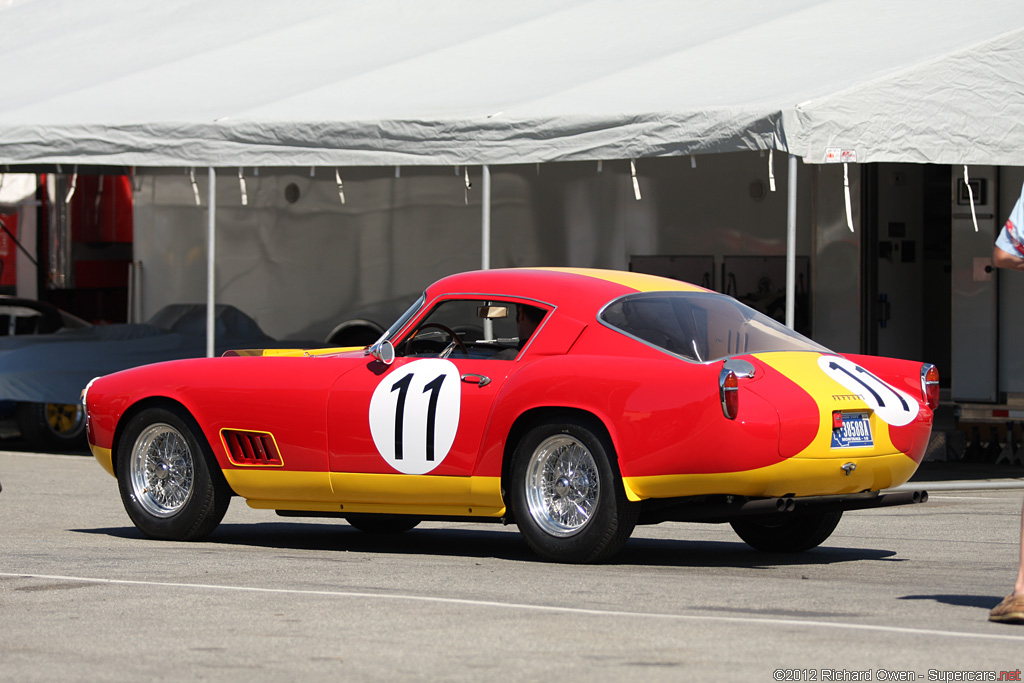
left=512, top=419, right=638, bottom=563
left=129, top=423, right=195, bottom=518
left=116, top=406, right=230, bottom=541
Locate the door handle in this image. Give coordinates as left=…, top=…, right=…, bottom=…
left=461, top=373, right=491, bottom=387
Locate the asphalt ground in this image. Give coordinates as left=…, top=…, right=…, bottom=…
left=2, top=450, right=1024, bottom=682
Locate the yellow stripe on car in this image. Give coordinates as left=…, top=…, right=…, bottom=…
left=533, top=267, right=707, bottom=293
left=222, top=469, right=506, bottom=518
left=90, top=445, right=115, bottom=477
left=756, top=352, right=901, bottom=457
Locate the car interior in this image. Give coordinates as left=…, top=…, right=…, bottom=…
left=397, top=299, right=547, bottom=361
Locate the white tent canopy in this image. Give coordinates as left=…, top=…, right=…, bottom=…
left=1, top=0, right=1023, bottom=168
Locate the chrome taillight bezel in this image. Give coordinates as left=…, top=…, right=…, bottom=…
left=920, top=363, right=940, bottom=411
left=719, top=369, right=739, bottom=419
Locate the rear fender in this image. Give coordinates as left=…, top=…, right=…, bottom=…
left=477, top=355, right=784, bottom=483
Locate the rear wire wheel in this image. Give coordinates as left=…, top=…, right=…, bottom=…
left=116, top=406, right=230, bottom=540
left=511, top=418, right=638, bottom=563
left=730, top=510, right=843, bottom=553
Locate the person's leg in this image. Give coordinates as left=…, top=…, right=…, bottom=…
left=1015, top=500, right=1024, bottom=596
left=990, top=500, right=1024, bottom=623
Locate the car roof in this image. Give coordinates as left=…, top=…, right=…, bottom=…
left=425, top=267, right=708, bottom=319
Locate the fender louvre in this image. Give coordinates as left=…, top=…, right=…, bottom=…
left=221, top=429, right=284, bottom=467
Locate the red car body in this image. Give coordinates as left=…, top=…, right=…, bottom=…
left=85, top=268, right=934, bottom=562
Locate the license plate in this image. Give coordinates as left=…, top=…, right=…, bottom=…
left=831, top=412, right=873, bottom=449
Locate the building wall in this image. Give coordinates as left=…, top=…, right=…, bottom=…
left=133, top=152, right=816, bottom=342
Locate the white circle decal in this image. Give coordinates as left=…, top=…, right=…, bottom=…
left=817, top=356, right=919, bottom=427
left=368, top=359, right=461, bottom=474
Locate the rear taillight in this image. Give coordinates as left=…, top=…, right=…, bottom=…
left=921, top=364, right=939, bottom=411
left=720, top=369, right=739, bottom=419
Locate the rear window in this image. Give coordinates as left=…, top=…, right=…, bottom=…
left=599, top=291, right=828, bottom=363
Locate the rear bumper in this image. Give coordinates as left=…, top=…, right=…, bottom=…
left=622, top=451, right=920, bottom=501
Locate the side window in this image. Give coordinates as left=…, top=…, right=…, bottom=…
left=397, top=299, right=547, bottom=360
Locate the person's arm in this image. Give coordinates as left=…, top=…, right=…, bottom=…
left=993, top=245, right=1024, bottom=271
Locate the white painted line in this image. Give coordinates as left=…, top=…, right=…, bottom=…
left=3, top=571, right=1022, bottom=642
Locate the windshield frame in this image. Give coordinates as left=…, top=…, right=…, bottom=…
left=375, top=293, right=426, bottom=346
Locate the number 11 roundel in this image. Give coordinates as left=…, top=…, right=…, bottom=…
left=368, top=359, right=462, bottom=474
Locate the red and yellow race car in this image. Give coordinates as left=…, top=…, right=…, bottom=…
left=83, top=268, right=936, bottom=563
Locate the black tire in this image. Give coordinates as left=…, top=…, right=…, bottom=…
left=730, top=510, right=843, bottom=552
left=16, top=401, right=87, bottom=452
left=116, top=406, right=230, bottom=541
left=511, top=418, right=639, bottom=563
left=346, top=514, right=420, bottom=534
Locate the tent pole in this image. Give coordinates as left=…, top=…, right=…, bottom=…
left=481, top=164, right=491, bottom=270
left=785, top=154, right=798, bottom=330
left=207, top=167, right=216, bottom=358
left=481, top=165, right=493, bottom=339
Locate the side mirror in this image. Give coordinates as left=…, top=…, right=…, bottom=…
left=366, top=340, right=395, bottom=365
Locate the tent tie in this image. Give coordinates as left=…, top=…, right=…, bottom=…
left=238, top=167, right=248, bottom=206
left=630, top=159, right=641, bottom=200
left=65, top=166, right=79, bottom=205
left=964, top=165, right=979, bottom=232
left=188, top=168, right=201, bottom=206
left=843, top=163, right=854, bottom=232
left=768, top=149, right=776, bottom=192
left=334, top=168, right=346, bottom=205
left=464, top=167, right=472, bottom=205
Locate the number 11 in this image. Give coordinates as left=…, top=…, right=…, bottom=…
left=390, top=372, right=446, bottom=462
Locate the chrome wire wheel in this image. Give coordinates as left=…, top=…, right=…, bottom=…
left=524, top=434, right=601, bottom=537
left=129, top=422, right=195, bottom=518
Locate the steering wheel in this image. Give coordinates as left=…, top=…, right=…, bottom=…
left=407, top=322, right=469, bottom=357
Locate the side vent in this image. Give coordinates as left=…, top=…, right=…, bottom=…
left=221, top=429, right=284, bottom=467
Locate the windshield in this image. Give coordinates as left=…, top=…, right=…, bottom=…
left=599, top=291, right=829, bottom=363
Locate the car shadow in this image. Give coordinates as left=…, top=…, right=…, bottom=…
left=0, top=435, right=91, bottom=456
left=899, top=594, right=1005, bottom=609
left=75, top=522, right=899, bottom=568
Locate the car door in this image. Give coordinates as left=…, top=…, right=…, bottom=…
left=325, top=297, right=545, bottom=505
